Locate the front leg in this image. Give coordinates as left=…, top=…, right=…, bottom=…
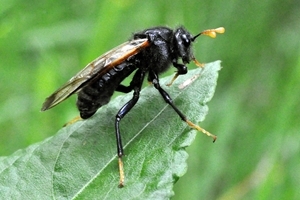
left=149, top=70, right=217, bottom=141
left=166, top=61, right=188, bottom=86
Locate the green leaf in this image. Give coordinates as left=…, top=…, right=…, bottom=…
left=0, top=61, right=221, bottom=199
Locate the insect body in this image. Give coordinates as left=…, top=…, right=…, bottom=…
left=41, top=26, right=225, bottom=187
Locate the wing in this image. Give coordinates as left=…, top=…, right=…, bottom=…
left=41, top=38, right=150, bottom=111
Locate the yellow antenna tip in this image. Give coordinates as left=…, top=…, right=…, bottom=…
left=215, top=27, right=225, bottom=34
left=200, top=27, right=225, bottom=38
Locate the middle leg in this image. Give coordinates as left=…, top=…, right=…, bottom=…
left=114, top=69, right=146, bottom=187
left=149, top=70, right=217, bottom=142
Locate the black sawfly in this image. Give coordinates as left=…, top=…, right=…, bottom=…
left=41, top=26, right=225, bottom=187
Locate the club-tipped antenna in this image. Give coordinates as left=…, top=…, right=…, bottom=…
left=193, top=27, right=225, bottom=40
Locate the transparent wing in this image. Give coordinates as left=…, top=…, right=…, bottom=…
left=41, top=38, right=149, bottom=111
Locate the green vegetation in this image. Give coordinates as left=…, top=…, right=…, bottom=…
left=0, top=0, right=299, bottom=199
left=0, top=64, right=220, bottom=199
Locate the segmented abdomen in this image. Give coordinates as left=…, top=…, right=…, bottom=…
left=77, top=62, right=136, bottom=119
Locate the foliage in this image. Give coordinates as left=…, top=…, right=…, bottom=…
left=0, top=63, right=220, bottom=199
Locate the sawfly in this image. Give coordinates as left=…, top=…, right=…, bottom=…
left=41, top=26, right=225, bottom=187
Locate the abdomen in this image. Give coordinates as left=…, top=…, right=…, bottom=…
left=76, top=62, right=136, bottom=119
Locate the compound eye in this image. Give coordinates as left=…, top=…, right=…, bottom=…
left=181, top=34, right=191, bottom=46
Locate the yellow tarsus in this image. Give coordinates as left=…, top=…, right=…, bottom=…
left=166, top=73, right=179, bottom=86
left=63, top=115, right=82, bottom=127
left=186, top=120, right=217, bottom=142
left=118, top=157, right=125, bottom=188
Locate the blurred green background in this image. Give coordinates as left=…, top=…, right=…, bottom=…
left=1, top=0, right=299, bottom=199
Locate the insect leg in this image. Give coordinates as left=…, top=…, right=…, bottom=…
left=115, top=69, right=146, bottom=187
left=63, top=115, right=82, bottom=127
left=166, top=62, right=188, bottom=86
left=149, top=70, right=217, bottom=142
left=116, top=84, right=133, bottom=93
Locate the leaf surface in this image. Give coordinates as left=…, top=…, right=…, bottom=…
left=0, top=61, right=221, bottom=200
